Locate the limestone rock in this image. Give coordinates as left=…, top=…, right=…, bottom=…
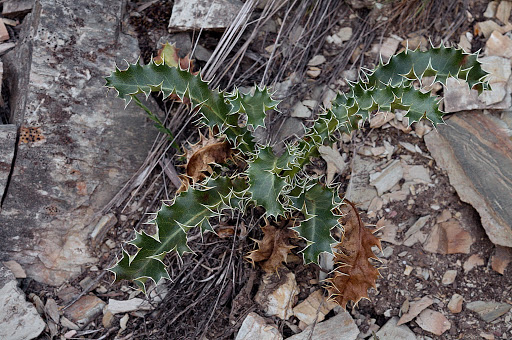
left=0, top=0, right=157, bottom=285
left=402, top=164, right=431, bottom=183
left=496, top=0, right=512, bottom=23
left=0, top=42, right=15, bottom=56
left=423, top=219, right=474, bottom=254
left=376, top=317, right=416, bottom=340
left=370, top=160, right=404, bottom=196
left=169, top=0, right=243, bottom=32
left=443, top=56, right=511, bottom=112
left=274, top=117, right=305, bottom=144
left=157, top=33, right=193, bottom=57
left=345, top=154, right=381, bottom=210
left=2, top=260, right=26, bottom=279
left=107, top=298, right=152, bottom=314
left=441, top=270, right=457, bottom=285
left=44, top=298, right=60, bottom=324
left=0, top=125, right=16, bottom=198
left=307, top=55, right=326, bottom=66
left=102, top=310, right=114, bottom=328
left=397, top=296, right=433, bottom=325
left=0, top=263, right=45, bottom=340
left=255, top=269, right=299, bottom=320
left=336, top=27, right=353, bottom=42
left=403, top=216, right=430, bottom=247
left=377, top=37, right=401, bottom=61
left=484, top=1, right=498, bottom=18
left=486, top=31, right=512, bottom=57
left=475, top=20, right=507, bottom=38
left=376, top=218, right=400, bottom=245
left=463, top=254, right=485, bottom=273
left=491, top=245, right=512, bottom=274
left=292, top=289, right=337, bottom=326
left=458, top=33, right=472, bottom=53
left=64, top=295, right=105, bottom=327
left=415, top=309, right=451, bottom=336
left=61, top=316, right=79, bottom=330
left=291, top=101, right=312, bottom=118
left=1, top=0, right=33, bottom=17
left=448, top=294, right=463, bottom=314
left=287, top=310, right=359, bottom=340
left=466, top=301, right=512, bottom=322
left=235, top=312, right=282, bottom=340
left=0, top=20, right=8, bottom=41
left=424, top=113, right=512, bottom=247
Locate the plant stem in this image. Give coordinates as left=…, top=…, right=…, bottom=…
left=131, top=95, right=180, bottom=151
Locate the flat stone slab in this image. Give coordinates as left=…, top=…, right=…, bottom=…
left=466, top=301, right=512, bottom=322
left=0, top=124, right=16, bottom=198
left=424, top=113, right=512, bottom=247
left=376, top=317, right=416, bottom=340
left=287, top=310, right=359, bottom=340
left=1, top=0, right=33, bottom=17
left=346, top=154, right=382, bottom=210
left=0, top=263, right=45, bottom=340
left=370, top=159, right=404, bottom=196
left=0, top=0, right=157, bottom=285
left=169, top=0, right=243, bottom=32
left=236, top=312, right=282, bottom=340
left=443, top=56, right=511, bottom=112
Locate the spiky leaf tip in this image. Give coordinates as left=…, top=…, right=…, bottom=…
left=368, top=44, right=490, bottom=92
left=228, top=86, right=280, bottom=130
left=109, top=176, right=246, bottom=286
left=291, top=182, right=341, bottom=264
left=246, top=146, right=296, bottom=218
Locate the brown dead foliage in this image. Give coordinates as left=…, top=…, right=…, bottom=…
left=154, top=43, right=196, bottom=104
left=154, top=42, right=195, bottom=72
left=179, top=130, right=233, bottom=191
left=246, top=219, right=298, bottom=273
left=326, top=200, right=382, bottom=308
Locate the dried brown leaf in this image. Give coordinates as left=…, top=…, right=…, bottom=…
left=246, top=222, right=297, bottom=273
left=326, top=200, right=381, bottom=308
left=179, top=131, right=233, bottom=191
left=154, top=42, right=195, bottom=72
left=154, top=43, right=196, bottom=105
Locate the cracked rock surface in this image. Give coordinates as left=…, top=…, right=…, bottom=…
left=0, top=0, right=157, bottom=285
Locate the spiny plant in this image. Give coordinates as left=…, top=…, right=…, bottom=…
left=105, top=43, right=489, bottom=307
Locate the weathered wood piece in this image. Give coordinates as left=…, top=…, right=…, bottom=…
left=424, top=113, right=512, bottom=247
left=0, top=0, right=157, bottom=285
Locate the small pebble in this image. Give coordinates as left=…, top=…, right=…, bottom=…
left=448, top=294, right=463, bottom=314
left=105, top=239, right=116, bottom=249
left=442, top=270, right=457, bottom=285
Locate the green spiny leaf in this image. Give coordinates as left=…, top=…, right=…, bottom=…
left=109, top=176, right=246, bottom=285
left=368, top=45, right=489, bottom=92
left=307, top=110, right=339, bottom=145
left=246, top=146, right=293, bottom=217
left=105, top=60, right=251, bottom=151
left=291, top=182, right=340, bottom=264
left=109, top=248, right=169, bottom=292
left=228, top=86, right=280, bottom=130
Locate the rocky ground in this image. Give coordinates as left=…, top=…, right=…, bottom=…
left=1, top=0, right=511, bottom=339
